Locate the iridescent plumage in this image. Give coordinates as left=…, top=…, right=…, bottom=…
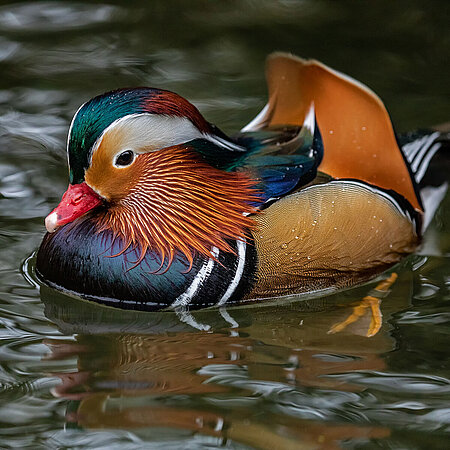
left=36, top=53, right=448, bottom=311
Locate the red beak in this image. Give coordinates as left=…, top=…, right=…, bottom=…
left=45, top=182, right=103, bottom=233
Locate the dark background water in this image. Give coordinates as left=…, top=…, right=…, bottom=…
left=0, top=1, right=449, bottom=448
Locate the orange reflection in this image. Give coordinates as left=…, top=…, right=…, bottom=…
left=41, top=268, right=417, bottom=447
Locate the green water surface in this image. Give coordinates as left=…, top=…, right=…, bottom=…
left=0, top=1, right=449, bottom=448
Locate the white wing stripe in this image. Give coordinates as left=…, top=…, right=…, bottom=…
left=171, top=247, right=219, bottom=308
left=217, top=239, right=246, bottom=306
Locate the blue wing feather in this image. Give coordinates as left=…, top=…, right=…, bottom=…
left=188, top=115, right=323, bottom=209
left=235, top=118, right=323, bottom=208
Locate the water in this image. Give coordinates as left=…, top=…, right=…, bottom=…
left=0, top=1, right=449, bottom=448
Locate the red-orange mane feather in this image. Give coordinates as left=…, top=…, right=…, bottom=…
left=95, top=146, right=259, bottom=271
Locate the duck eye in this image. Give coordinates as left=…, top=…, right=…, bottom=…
left=115, top=150, right=135, bottom=167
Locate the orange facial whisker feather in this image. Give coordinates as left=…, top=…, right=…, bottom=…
left=96, top=146, right=260, bottom=273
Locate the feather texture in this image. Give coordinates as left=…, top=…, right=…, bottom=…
left=94, top=145, right=260, bottom=271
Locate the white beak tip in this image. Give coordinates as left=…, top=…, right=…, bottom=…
left=45, top=212, right=59, bottom=233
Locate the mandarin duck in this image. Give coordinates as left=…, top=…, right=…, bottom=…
left=36, top=53, right=449, bottom=313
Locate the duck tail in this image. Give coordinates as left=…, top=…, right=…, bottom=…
left=400, top=128, right=450, bottom=230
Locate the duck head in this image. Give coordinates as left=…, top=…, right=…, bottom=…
left=45, top=88, right=258, bottom=269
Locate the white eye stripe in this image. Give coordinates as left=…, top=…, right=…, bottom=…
left=92, top=113, right=204, bottom=159
left=89, top=113, right=245, bottom=162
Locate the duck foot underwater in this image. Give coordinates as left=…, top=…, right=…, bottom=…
left=328, top=272, right=398, bottom=337
left=35, top=53, right=449, bottom=319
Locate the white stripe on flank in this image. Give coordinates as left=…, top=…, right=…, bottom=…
left=403, top=135, right=425, bottom=161
left=216, top=238, right=246, bottom=306
left=415, top=143, right=440, bottom=183
left=328, top=180, right=407, bottom=219
left=171, top=247, right=219, bottom=308
left=411, top=132, right=440, bottom=172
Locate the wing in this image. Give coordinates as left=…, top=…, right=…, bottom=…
left=189, top=106, right=324, bottom=209
left=242, top=52, right=422, bottom=211
left=234, top=105, right=323, bottom=207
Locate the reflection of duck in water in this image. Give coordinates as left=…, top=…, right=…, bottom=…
left=44, top=282, right=412, bottom=448
left=36, top=53, right=448, bottom=321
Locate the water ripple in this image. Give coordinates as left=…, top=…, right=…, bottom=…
left=0, top=1, right=448, bottom=448
left=0, top=2, right=121, bottom=32
left=327, top=371, right=450, bottom=395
